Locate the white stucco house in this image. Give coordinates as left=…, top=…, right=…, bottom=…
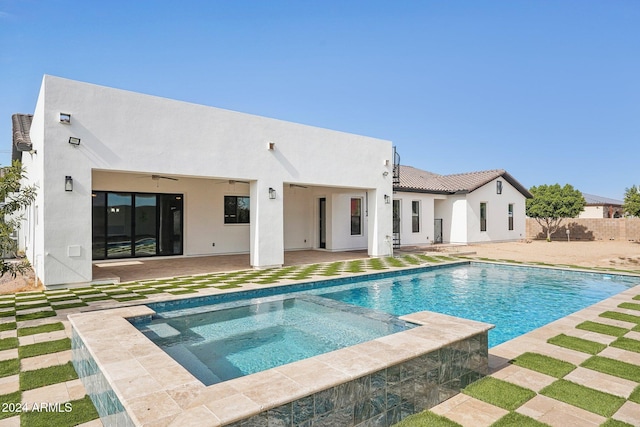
left=12, top=75, right=396, bottom=287
left=392, top=166, right=532, bottom=245
left=11, top=76, right=532, bottom=288
left=578, top=193, right=623, bottom=219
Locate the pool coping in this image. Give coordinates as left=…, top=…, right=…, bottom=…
left=69, top=304, right=493, bottom=426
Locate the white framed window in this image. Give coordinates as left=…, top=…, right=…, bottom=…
left=412, top=201, right=420, bottom=233
left=350, top=198, right=362, bottom=235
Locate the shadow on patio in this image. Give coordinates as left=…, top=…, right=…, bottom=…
left=92, top=250, right=369, bottom=283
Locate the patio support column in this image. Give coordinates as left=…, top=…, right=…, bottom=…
left=367, top=189, right=393, bottom=257
left=250, top=181, right=284, bottom=268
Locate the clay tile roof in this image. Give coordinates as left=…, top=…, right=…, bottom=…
left=12, top=113, right=33, bottom=161
left=396, top=165, right=532, bottom=198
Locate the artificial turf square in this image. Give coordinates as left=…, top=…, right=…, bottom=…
left=0, top=358, right=19, bottom=378
left=599, top=311, right=640, bottom=324
left=15, top=310, right=56, bottom=322
left=629, top=385, right=640, bottom=404
left=0, top=337, right=18, bottom=351
left=540, top=379, right=625, bottom=417
left=618, top=302, right=640, bottom=311
left=580, top=355, right=640, bottom=382
left=0, top=322, right=16, bottom=332
left=510, top=352, right=576, bottom=378
left=610, top=336, right=640, bottom=353
left=112, top=295, right=147, bottom=302
left=52, top=302, right=88, bottom=310
left=17, top=322, right=64, bottom=337
left=576, top=321, right=629, bottom=337
left=599, top=419, right=636, bottom=427
left=19, top=338, right=71, bottom=359
left=491, top=412, right=551, bottom=427
left=20, top=395, right=99, bottom=427
left=0, top=390, right=21, bottom=420
left=547, top=334, right=606, bottom=355
left=462, top=376, right=535, bottom=410
left=393, top=410, right=462, bottom=427
left=19, top=361, right=78, bottom=391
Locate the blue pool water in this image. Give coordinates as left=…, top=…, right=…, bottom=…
left=136, top=263, right=639, bottom=384
left=308, top=264, right=638, bottom=347
left=137, top=295, right=414, bottom=385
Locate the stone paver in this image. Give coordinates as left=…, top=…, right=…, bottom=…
left=431, top=395, right=508, bottom=427
left=564, top=366, right=637, bottom=398
left=612, top=400, right=640, bottom=426
left=516, top=394, right=605, bottom=427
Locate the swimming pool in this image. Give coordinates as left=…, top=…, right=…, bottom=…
left=145, top=263, right=639, bottom=348
left=137, top=294, right=415, bottom=385
left=309, top=263, right=638, bottom=346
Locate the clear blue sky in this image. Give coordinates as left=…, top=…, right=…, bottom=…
left=2, top=1, right=638, bottom=199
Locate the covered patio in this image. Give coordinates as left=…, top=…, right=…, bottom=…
left=92, top=250, right=369, bottom=283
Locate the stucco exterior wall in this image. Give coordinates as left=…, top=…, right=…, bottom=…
left=465, top=178, right=527, bottom=243
left=393, top=192, right=443, bottom=246
left=22, top=75, right=394, bottom=286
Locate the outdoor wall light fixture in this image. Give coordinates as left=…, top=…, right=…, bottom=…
left=68, top=137, right=81, bottom=146
left=269, top=187, right=276, bottom=199
left=60, top=113, right=71, bottom=124
left=268, top=141, right=275, bottom=150
left=382, top=171, right=389, bottom=177
left=384, top=194, right=391, bottom=204
left=65, top=176, right=73, bottom=192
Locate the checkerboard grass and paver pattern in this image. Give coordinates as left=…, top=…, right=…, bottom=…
left=0, top=254, right=455, bottom=426
left=398, top=293, right=640, bottom=427
left=0, top=253, right=637, bottom=426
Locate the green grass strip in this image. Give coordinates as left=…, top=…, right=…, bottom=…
left=634, top=295, right=640, bottom=301
left=346, top=260, right=365, bottom=273
left=0, top=310, right=16, bottom=318
left=367, top=258, right=387, bottom=270
left=16, top=310, right=56, bottom=322
left=0, top=322, right=16, bottom=332
left=510, top=352, right=576, bottom=378
left=576, top=321, right=628, bottom=337
left=0, top=359, right=19, bottom=378
left=19, top=361, right=78, bottom=391
left=18, top=338, right=71, bottom=359
left=112, top=295, right=147, bottom=302
left=462, top=376, right=535, bottom=410
left=610, top=336, right=640, bottom=353
left=547, top=334, right=606, bottom=355
left=0, top=302, right=15, bottom=310
left=214, top=284, right=241, bottom=289
left=600, top=419, right=636, bottom=427
left=540, top=379, right=624, bottom=417
left=0, top=390, right=21, bottom=420
left=46, top=294, right=78, bottom=302
left=0, top=337, right=18, bottom=351
left=80, top=295, right=113, bottom=302
left=52, top=302, right=88, bottom=310
left=618, top=302, right=640, bottom=311
left=491, top=412, right=551, bottom=427
left=629, top=385, right=640, bottom=404
left=167, top=289, right=197, bottom=295
left=385, top=257, right=406, bottom=267
left=634, top=324, right=640, bottom=332
left=580, top=355, right=640, bottom=382
left=417, top=254, right=443, bottom=263
left=20, top=395, right=99, bottom=427
left=600, top=311, right=640, bottom=324
left=17, top=322, right=64, bottom=337
left=15, top=302, right=50, bottom=310
left=321, top=262, right=343, bottom=276
left=393, top=410, right=462, bottom=427
left=401, top=255, right=423, bottom=265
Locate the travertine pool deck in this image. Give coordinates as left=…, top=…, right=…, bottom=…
left=69, top=304, right=493, bottom=426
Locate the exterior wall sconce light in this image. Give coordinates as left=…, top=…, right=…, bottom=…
left=269, top=187, right=276, bottom=199
left=65, top=176, right=73, bottom=192
left=60, top=113, right=71, bottom=124
left=496, top=180, right=503, bottom=194
left=68, top=137, right=81, bottom=146
left=382, top=171, right=389, bottom=177
left=384, top=194, right=391, bottom=204
left=268, top=141, right=275, bottom=150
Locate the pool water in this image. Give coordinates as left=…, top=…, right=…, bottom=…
left=137, top=295, right=414, bottom=385
left=136, top=263, right=638, bottom=385
left=311, top=264, right=638, bottom=346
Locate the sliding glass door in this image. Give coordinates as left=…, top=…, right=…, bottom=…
left=92, top=191, right=183, bottom=260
